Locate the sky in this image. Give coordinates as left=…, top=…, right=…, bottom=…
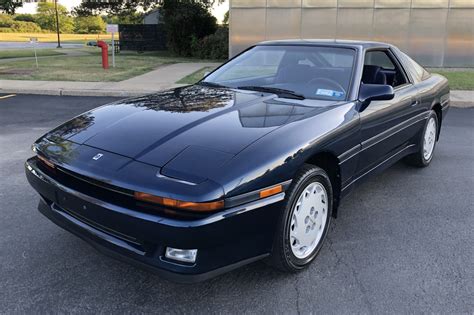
left=17, top=0, right=229, bottom=23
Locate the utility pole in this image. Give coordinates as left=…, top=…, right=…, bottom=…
left=55, top=0, right=61, bottom=48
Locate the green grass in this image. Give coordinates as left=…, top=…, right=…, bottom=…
left=176, top=66, right=215, bottom=84
left=0, top=55, right=166, bottom=81
left=431, top=70, right=474, bottom=90
left=0, top=49, right=66, bottom=59
left=0, top=52, right=214, bottom=82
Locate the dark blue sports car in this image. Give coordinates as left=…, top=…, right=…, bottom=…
left=26, top=40, right=450, bottom=282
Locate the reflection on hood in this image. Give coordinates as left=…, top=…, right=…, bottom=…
left=123, top=85, right=235, bottom=113
left=239, top=99, right=315, bottom=128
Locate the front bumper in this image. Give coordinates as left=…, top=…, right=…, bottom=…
left=25, top=158, right=285, bottom=283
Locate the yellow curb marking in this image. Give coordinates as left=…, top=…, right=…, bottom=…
left=0, top=94, right=16, bottom=100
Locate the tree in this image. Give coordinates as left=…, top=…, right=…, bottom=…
left=74, top=15, right=106, bottom=34
left=100, top=12, right=144, bottom=25
left=222, top=10, right=229, bottom=25
left=73, top=0, right=226, bottom=20
left=73, top=0, right=159, bottom=23
left=36, top=2, right=74, bottom=33
left=162, top=0, right=218, bottom=56
left=0, top=0, right=22, bottom=15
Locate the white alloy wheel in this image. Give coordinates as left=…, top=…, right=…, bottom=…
left=423, top=117, right=437, bottom=160
left=289, top=182, right=328, bottom=259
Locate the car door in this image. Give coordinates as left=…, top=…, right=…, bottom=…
left=356, top=49, right=421, bottom=177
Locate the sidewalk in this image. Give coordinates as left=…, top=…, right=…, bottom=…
left=0, top=62, right=221, bottom=97
left=0, top=64, right=472, bottom=107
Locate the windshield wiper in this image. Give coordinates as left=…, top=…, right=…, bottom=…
left=197, top=81, right=228, bottom=88
left=237, top=86, right=305, bottom=100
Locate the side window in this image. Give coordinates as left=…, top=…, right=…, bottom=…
left=319, top=51, right=354, bottom=68
left=363, top=50, right=408, bottom=88
left=365, top=51, right=395, bottom=70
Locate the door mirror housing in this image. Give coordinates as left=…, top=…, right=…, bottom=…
left=358, top=83, right=395, bottom=111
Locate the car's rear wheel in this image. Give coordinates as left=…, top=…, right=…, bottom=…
left=268, top=165, right=332, bottom=272
left=405, top=110, right=438, bottom=167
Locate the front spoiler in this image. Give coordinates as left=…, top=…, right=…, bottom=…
left=26, top=158, right=285, bottom=283
left=38, top=199, right=268, bottom=283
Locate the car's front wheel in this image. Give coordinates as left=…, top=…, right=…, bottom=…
left=268, top=165, right=332, bottom=272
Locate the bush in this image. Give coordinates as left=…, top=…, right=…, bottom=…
left=74, top=15, right=106, bottom=34
left=14, top=13, right=35, bottom=23
left=0, top=13, right=14, bottom=27
left=0, top=27, right=14, bottom=33
left=10, top=21, right=42, bottom=33
left=191, top=27, right=228, bottom=60
left=162, top=0, right=217, bottom=57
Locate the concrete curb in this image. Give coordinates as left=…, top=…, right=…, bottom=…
left=1, top=88, right=59, bottom=96
left=450, top=90, right=474, bottom=108
left=450, top=101, right=474, bottom=108
left=0, top=88, right=158, bottom=98
left=61, top=89, right=153, bottom=98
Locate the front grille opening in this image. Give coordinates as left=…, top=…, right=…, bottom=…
left=60, top=206, right=142, bottom=247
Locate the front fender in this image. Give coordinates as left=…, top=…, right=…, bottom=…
left=211, top=102, right=360, bottom=197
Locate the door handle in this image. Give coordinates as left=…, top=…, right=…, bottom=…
left=411, top=100, right=419, bottom=107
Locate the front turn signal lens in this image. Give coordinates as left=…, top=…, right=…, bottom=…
left=259, top=185, right=283, bottom=199
left=37, top=154, right=55, bottom=169
left=134, top=192, right=224, bottom=212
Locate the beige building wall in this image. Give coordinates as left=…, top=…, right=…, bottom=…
left=229, top=0, right=474, bottom=67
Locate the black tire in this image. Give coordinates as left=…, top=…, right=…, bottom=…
left=267, top=164, right=333, bottom=272
left=405, top=110, right=439, bottom=167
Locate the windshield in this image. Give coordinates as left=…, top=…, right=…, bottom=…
left=202, top=45, right=356, bottom=101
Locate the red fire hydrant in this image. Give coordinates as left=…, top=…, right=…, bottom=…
left=97, top=41, right=109, bottom=69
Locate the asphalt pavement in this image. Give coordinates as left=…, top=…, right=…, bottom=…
left=0, top=94, right=472, bottom=313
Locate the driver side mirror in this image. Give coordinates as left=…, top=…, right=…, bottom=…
left=358, top=83, right=394, bottom=111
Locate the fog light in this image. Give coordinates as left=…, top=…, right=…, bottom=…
left=165, top=247, right=197, bottom=263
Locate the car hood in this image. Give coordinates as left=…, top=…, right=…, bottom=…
left=39, top=85, right=337, bottom=184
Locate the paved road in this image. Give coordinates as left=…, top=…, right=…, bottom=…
left=0, top=94, right=472, bottom=313
left=0, top=41, right=83, bottom=50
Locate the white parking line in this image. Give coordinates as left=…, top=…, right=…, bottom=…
left=0, top=94, right=16, bottom=100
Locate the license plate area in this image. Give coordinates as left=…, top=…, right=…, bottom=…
left=55, top=189, right=143, bottom=249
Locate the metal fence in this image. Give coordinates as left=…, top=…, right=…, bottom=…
left=229, top=0, right=474, bottom=67
left=119, top=24, right=167, bottom=52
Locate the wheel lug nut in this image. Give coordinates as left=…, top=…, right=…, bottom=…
left=305, top=216, right=309, bottom=223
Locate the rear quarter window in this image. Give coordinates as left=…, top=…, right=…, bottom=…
left=397, top=50, right=431, bottom=82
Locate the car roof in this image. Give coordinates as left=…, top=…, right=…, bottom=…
left=256, top=39, right=392, bottom=50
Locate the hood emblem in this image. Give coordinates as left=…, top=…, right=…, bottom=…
left=92, top=153, right=104, bottom=161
